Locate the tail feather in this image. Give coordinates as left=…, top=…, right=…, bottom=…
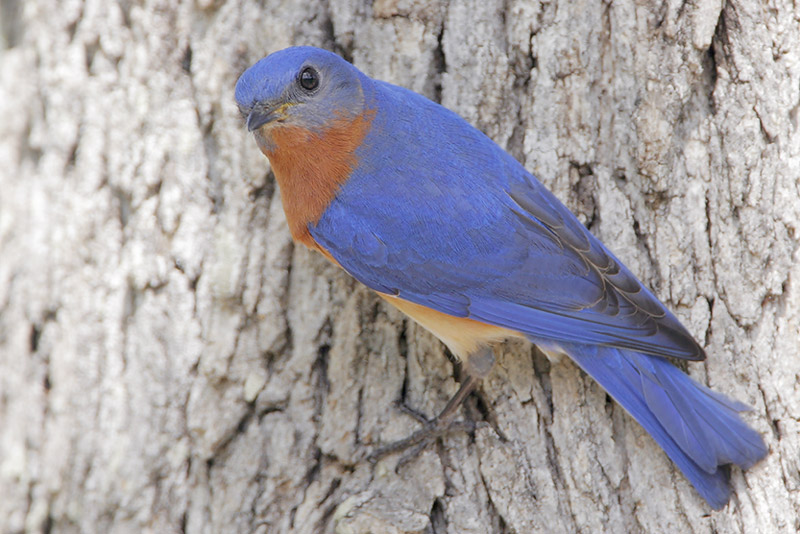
left=651, top=360, right=766, bottom=469
left=563, top=344, right=768, bottom=509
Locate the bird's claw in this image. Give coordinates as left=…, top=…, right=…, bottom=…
left=365, top=418, right=479, bottom=466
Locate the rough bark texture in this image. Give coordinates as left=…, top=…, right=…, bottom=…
left=1, top=1, right=798, bottom=533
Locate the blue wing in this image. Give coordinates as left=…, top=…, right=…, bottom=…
left=311, top=80, right=704, bottom=361
left=307, top=77, right=767, bottom=508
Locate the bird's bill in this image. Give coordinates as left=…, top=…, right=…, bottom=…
left=246, top=102, right=294, bottom=131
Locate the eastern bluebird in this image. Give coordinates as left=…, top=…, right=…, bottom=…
left=235, top=46, right=767, bottom=509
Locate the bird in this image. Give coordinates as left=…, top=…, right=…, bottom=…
left=235, top=45, right=768, bottom=509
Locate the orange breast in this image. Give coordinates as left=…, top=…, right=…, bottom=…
left=262, top=111, right=374, bottom=251
left=259, top=113, right=520, bottom=359
left=379, top=294, right=524, bottom=358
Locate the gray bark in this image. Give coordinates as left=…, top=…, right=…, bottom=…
left=1, top=0, right=798, bottom=533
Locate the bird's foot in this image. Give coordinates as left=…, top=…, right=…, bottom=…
left=365, top=416, right=479, bottom=469
left=365, top=374, right=484, bottom=467
left=363, top=371, right=509, bottom=468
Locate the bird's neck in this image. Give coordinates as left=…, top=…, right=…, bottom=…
left=260, top=112, right=373, bottom=252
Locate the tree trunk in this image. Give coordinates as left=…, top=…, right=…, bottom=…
left=1, top=0, right=797, bottom=532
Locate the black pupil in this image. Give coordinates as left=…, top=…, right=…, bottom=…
left=300, top=68, right=319, bottom=91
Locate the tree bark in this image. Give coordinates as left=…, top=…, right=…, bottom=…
left=1, top=0, right=798, bottom=532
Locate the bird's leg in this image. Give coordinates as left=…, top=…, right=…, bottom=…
left=366, top=346, right=497, bottom=464
left=456, top=346, right=508, bottom=442
left=366, top=375, right=481, bottom=463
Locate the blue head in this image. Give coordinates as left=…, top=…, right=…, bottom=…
left=235, top=47, right=367, bottom=140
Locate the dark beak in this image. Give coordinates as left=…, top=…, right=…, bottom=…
left=246, top=109, right=276, bottom=132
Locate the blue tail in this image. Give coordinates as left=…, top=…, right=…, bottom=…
left=563, top=344, right=768, bottom=509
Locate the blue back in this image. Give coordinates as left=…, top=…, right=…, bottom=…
left=238, top=46, right=767, bottom=509
left=310, top=79, right=703, bottom=360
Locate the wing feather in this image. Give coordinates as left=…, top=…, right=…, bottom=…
left=310, top=80, right=704, bottom=360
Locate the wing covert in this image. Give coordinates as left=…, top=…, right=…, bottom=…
left=309, top=80, right=705, bottom=361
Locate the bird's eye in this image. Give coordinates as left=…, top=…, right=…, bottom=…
left=299, top=67, right=320, bottom=91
